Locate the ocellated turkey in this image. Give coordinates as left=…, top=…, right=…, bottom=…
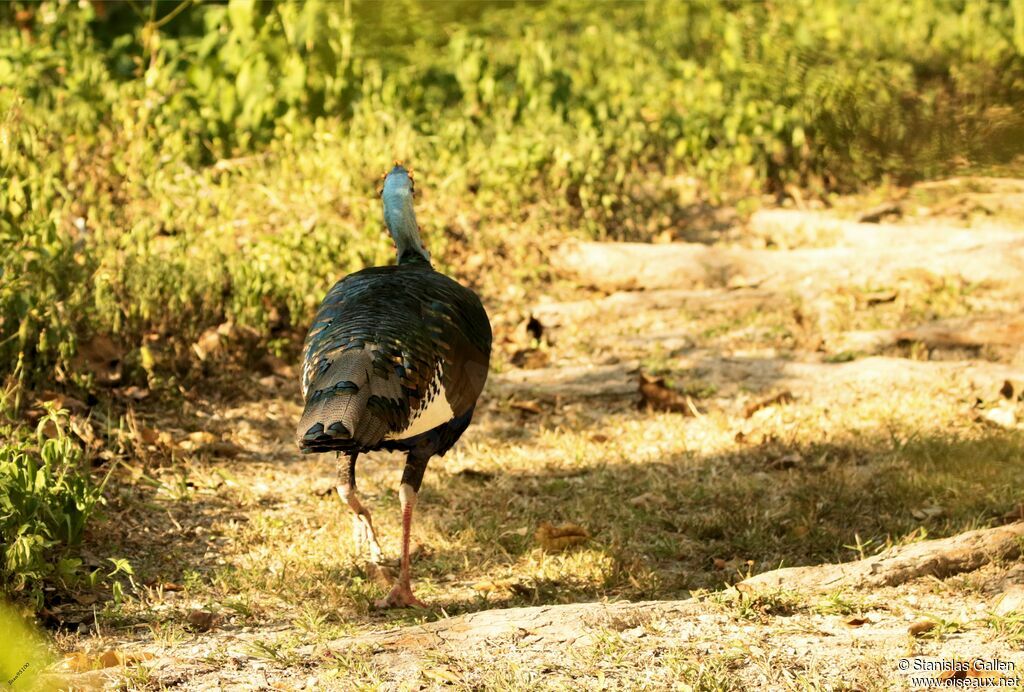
left=296, top=164, right=491, bottom=608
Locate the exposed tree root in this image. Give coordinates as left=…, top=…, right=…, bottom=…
left=737, top=521, right=1024, bottom=595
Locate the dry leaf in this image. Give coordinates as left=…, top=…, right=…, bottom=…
left=628, top=492, right=668, bottom=509
left=999, top=380, right=1020, bottom=400
left=366, top=562, right=395, bottom=589
left=186, top=609, right=217, bottom=631
left=510, top=348, right=549, bottom=369
left=192, top=328, right=222, bottom=362
left=259, top=354, right=295, bottom=379
left=179, top=431, right=217, bottom=451
left=37, top=393, right=89, bottom=415
left=423, top=668, right=462, bottom=684
left=907, top=619, right=936, bottom=636
left=64, top=652, right=94, bottom=672
left=40, top=418, right=60, bottom=439
left=98, top=650, right=124, bottom=668
left=535, top=522, right=590, bottom=551
left=993, top=585, right=1024, bottom=616
left=981, top=404, right=1017, bottom=429
left=115, top=385, right=150, bottom=400
left=767, top=453, right=803, bottom=470
left=861, top=289, right=898, bottom=306
left=454, top=468, right=495, bottom=482
left=137, top=427, right=161, bottom=445
left=743, top=390, right=795, bottom=418
left=638, top=373, right=701, bottom=416
left=70, top=415, right=99, bottom=449
left=75, top=335, right=124, bottom=386
left=510, top=400, right=542, bottom=415
left=911, top=505, right=945, bottom=520
left=844, top=617, right=868, bottom=628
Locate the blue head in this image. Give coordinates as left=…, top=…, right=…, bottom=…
left=382, top=164, right=430, bottom=264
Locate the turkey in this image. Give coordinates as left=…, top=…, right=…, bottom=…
left=296, top=164, right=491, bottom=608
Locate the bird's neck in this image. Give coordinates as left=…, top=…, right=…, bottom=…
left=383, top=191, right=431, bottom=266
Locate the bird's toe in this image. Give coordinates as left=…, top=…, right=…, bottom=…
left=374, top=583, right=426, bottom=609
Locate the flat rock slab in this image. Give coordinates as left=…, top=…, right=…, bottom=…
left=321, top=599, right=702, bottom=653
left=555, top=223, right=1024, bottom=290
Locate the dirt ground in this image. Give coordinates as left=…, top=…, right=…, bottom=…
left=49, top=177, right=1024, bottom=690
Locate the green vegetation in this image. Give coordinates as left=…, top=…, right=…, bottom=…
left=3, top=0, right=1023, bottom=392
left=0, top=402, right=110, bottom=605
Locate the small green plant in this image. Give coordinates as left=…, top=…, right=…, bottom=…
left=0, top=405, right=113, bottom=606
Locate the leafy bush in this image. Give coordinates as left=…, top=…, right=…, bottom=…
left=0, top=404, right=110, bottom=607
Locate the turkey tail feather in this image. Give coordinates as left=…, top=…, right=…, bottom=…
left=296, top=347, right=403, bottom=453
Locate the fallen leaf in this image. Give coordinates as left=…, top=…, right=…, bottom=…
left=37, top=393, right=89, bottom=415
left=907, top=619, right=936, bottom=636
left=638, top=373, right=701, bottom=416
left=993, top=585, right=1024, bottom=616
left=844, top=617, right=868, bottom=628
left=75, top=335, right=124, bottom=386
left=70, top=415, right=99, bottom=449
left=64, top=652, right=94, bottom=672
left=858, top=201, right=902, bottom=223
left=767, top=452, right=803, bottom=470
left=861, top=289, right=898, bottom=306
left=510, top=400, right=542, bottom=415
left=186, top=609, right=217, bottom=631
left=192, top=328, right=222, bottom=362
left=628, top=492, right=668, bottom=509
left=999, top=380, right=1019, bottom=400
left=535, top=522, right=590, bottom=551
left=981, top=404, right=1017, bottom=429
left=1002, top=503, right=1024, bottom=522
left=179, top=431, right=217, bottom=451
left=911, top=505, right=945, bottom=520
left=510, top=348, right=549, bottom=369
left=366, top=562, right=394, bottom=589
left=137, top=426, right=161, bottom=445
left=115, top=385, right=150, bottom=400
left=259, top=354, right=295, bottom=379
left=590, top=433, right=609, bottom=443
left=98, top=650, right=123, bottom=668
left=423, top=668, right=462, bottom=685
left=743, top=390, right=795, bottom=418
left=40, top=419, right=60, bottom=439
left=454, top=468, right=495, bottom=482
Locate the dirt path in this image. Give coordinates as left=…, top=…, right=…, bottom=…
left=58, top=180, right=1024, bottom=690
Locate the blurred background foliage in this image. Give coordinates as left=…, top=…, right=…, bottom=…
left=0, top=0, right=1022, bottom=602
left=2, top=0, right=1023, bottom=391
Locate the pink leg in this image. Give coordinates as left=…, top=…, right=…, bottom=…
left=375, top=483, right=425, bottom=608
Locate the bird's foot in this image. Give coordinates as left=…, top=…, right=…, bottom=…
left=374, top=582, right=425, bottom=609
left=351, top=514, right=384, bottom=563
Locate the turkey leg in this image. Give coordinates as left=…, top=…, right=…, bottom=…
left=336, top=453, right=383, bottom=563
left=375, top=482, right=425, bottom=608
